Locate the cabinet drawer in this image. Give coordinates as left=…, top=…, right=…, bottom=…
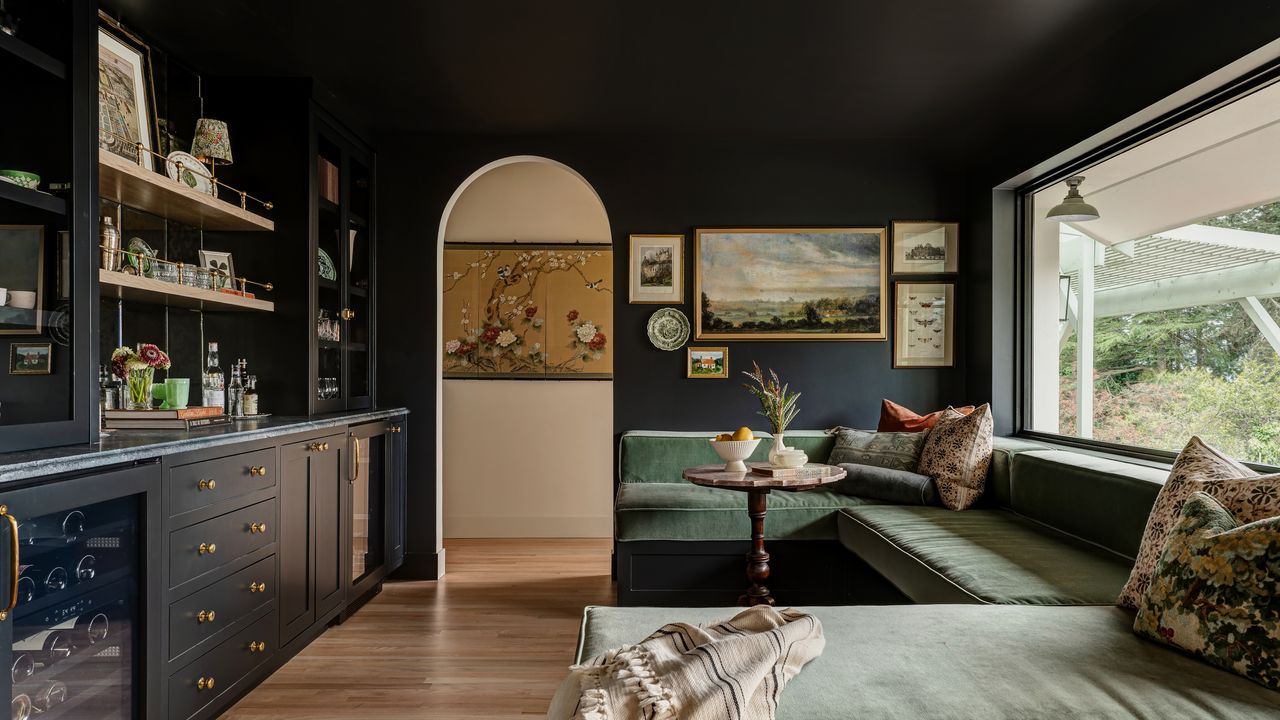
left=169, top=554, right=277, bottom=660
left=169, top=608, right=276, bottom=720
left=170, top=448, right=276, bottom=518
left=170, top=499, right=277, bottom=588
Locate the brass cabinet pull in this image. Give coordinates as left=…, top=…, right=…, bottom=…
left=198, top=479, right=217, bottom=491
left=321, top=442, right=329, bottom=451
left=308, top=442, right=331, bottom=452
left=249, top=581, right=266, bottom=593
left=248, top=641, right=266, bottom=653
left=0, top=505, right=17, bottom=622
left=197, top=676, right=215, bottom=691
left=249, top=465, right=267, bottom=477
left=351, top=436, right=361, bottom=484
left=249, top=522, right=268, bottom=534
left=339, top=307, right=355, bottom=321
left=196, top=610, right=216, bottom=624
left=198, top=542, right=217, bottom=556
left=390, top=426, right=401, bottom=434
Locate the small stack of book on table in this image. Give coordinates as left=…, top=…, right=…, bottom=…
left=748, top=463, right=838, bottom=479
left=103, top=406, right=231, bottom=430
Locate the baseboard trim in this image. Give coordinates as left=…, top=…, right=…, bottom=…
left=444, top=514, right=612, bottom=538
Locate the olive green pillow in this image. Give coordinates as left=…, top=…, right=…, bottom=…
left=826, top=427, right=928, bottom=473
left=1133, top=491, right=1280, bottom=690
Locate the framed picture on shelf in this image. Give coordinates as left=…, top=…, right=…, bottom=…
left=629, top=234, right=683, bottom=304
left=9, top=342, right=52, bottom=375
left=695, top=227, right=886, bottom=341
left=893, top=281, right=955, bottom=368
left=199, top=250, right=235, bottom=289
left=687, top=347, right=729, bottom=379
left=0, top=225, right=44, bottom=335
left=97, top=15, right=156, bottom=171
left=891, top=221, right=958, bottom=275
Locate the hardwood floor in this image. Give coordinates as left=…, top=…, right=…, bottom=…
left=224, top=538, right=615, bottom=719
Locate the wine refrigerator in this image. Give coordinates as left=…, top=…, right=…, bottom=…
left=0, top=463, right=161, bottom=720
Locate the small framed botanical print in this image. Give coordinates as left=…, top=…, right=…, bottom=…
left=629, top=234, right=683, bottom=304
left=892, top=221, right=958, bottom=275
left=893, top=282, right=954, bottom=368
left=687, top=346, right=728, bottom=379
left=10, top=342, right=52, bottom=375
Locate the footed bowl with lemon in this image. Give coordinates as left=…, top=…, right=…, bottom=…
left=709, top=427, right=761, bottom=472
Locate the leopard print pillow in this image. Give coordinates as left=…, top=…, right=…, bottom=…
left=917, top=404, right=993, bottom=511
left=1116, top=436, right=1280, bottom=610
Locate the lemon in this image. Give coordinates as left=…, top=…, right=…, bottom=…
left=715, top=433, right=732, bottom=441
left=732, top=427, right=754, bottom=441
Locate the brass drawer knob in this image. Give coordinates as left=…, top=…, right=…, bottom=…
left=391, top=426, right=401, bottom=434
left=339, top=308, right=355, bottom=321
left=198, top=479, right=217, bottom=491
left=249, top=522, right=268, bottom=534
left=249, top=641, right=266, bottom=653
left=308, top=442, right=331, bottom=452
left=321, top=442, right=330, bottom=451
left=249, top=465, right=267, bottom=477
left=198, top=542, right=217, bottom=556
left=197, top=676, right=215, bottom=691
left=196, top=610, right=216, bottom=624
left=249, top=581, right=266, bottom=593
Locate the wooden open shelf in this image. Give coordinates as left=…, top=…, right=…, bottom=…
left=98, top=150, right=275, bottom=231
left=99, top=269, right=275, bottom=312
left=0, top=179, right=66, bottom=214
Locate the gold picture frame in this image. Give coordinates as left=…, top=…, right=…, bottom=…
left=10, top=342, right=52, bottom=375
left=687, top=346, right=729, bottom=379
left=695, top=227, right=887, bottom=341
left=893, top=281, right=955, bottom=368
left=629, top=234, right=684, bottom=304
left=892, top=221, right=959, bottom=275
left=97, top=12, right=158, bottom=171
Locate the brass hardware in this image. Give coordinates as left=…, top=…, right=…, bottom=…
left=196, top=610, right=216, bottom=624
left=352, top=437, right=362, bottom=484
left=249, top=581, right=266, bottom=593
left=249, top=641, right=266, bottom=653
left=198, top=542, right=217, bottom=556
left=249, top=522, right=268, bottom=534
left=249, top=465, right=267, bottom=477
left=309, top=441, right=330, bottom=452
left=339, top=308, right=355, bottom=321
left=198, top=479, right=217, bottom=491
left=197, top=677, right=215, bottom=691
left=390, top=425, right=402, bottom=434
left=321, top=442, right=330, bottom=451
left=0, top=505, right=17, bottom=622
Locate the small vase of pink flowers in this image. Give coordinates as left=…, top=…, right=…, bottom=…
left=111, top=344, right=172, bottom=410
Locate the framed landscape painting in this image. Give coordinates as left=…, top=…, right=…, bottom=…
left=687, top=347, right=728, bottom=379
left=892, top=221, right=958, bottom=274
left=695, top=228, right=886, bottom=341
left=629, top=234, right=683, bottom=304
left=893, top=281, right=955, bottom=368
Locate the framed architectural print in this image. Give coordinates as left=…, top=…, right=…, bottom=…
left=695, top=227, right=886, bottom=341
left=894, top=281, right=955, bottom=368
left=687, top=347, right=728, bottom=379
left=892, top=221, right=958, bottom=274
left=98, top=18, right=157, bottom=171
left=629, top=234, right=683, bottom=304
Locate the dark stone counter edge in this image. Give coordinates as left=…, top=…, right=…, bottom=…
left=0, top=408, right=410, bottom=483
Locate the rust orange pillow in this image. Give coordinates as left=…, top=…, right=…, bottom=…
left=877, top=399, right=976, bottom=433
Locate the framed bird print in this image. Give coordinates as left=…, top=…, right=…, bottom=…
left=893, top=281, right=954, bottom=368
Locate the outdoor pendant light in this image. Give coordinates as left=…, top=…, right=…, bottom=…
left=1047, top=176, right=1100, bottom=222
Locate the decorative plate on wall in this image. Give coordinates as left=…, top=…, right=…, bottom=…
left=647, top=308, right=690, bottom=351
left=165, top=151, right=213, bottom=195
left=317, top=248, right=338, bottom=281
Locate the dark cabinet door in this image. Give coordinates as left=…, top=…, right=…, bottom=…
left=346, top=421, right=389, bottom=603
left=313, top=435, right=345, bottom=619
left=389, top=418, right=407, bottom=569
left=279, top=433, right=346, bottom=646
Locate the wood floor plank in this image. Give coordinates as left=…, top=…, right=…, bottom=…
left=222, top=538, right=615, bottom=719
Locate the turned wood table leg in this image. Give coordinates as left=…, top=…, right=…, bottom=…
left=740, top=488, right=774, bottom=607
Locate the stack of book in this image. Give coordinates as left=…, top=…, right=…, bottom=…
left=103, top=406, right=231, bottom=430
left=749, top=463, right=838, bottom=479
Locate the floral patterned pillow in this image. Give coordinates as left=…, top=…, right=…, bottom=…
left=916, top=404, right=993, bottom=511
left=1117, top=436, right=1280, bottom=610
left=1133, top=491, right=1280, bottom=690
left=827, top=427, right=930, bottom=473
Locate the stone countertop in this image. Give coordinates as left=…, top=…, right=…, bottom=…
left=0, top=408, right=409, bottom=483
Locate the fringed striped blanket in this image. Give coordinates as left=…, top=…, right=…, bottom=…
left=547, top=606, right=825, bottom=720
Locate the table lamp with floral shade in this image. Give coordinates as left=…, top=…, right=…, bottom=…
left=191, top=118, right=233, bottom=198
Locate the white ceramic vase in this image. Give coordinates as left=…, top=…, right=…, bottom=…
left=768, top=432, right=788, bottom=466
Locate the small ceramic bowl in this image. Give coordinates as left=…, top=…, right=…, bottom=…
left=0, top=171, right=40, bottom=190
left=709, top=438, right=761, bottom=472
left=774, top=449, right=809, bottom=469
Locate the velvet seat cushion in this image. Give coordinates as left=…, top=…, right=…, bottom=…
left=837, top=505, right=1133, bottom=605
left=576, top=605, right=1280, bottom=720
left=614, top=482, right=877, bottom=542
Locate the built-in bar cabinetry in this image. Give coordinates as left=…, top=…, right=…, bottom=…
left=0, top=411, right=406, bottom=720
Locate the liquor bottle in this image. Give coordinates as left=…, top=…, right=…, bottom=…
left=243, top=374, right=259, bottom=416
left=203, top=342, right=225, bottom=411
left=228, top=360, right=244, bottom=417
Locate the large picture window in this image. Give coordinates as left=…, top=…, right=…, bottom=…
left=1024, top=76, right=1280, bottom=464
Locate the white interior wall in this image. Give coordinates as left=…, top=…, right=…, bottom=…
left=441, top=160, right=614, bottom=538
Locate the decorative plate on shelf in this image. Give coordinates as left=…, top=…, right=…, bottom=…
left=317, top=248, right=338, bottom=281
left=647, top=308, right=690, bottom=351
left=165, top=151, right=214, bottom=195
left=0, top=170, right=40, bottom=189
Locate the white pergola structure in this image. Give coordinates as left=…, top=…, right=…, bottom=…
left=1029, top=81, right=1280, bottom=436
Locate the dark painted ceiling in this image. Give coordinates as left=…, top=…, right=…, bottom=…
left=108, top=0, right=1278, bottom=154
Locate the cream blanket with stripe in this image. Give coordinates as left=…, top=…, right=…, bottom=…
left=548, top=606, right=825, bottom=720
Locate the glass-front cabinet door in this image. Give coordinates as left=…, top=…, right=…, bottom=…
left=314, top=132, right=346, bottom=412
left=348, top=422, right=388, bottom=601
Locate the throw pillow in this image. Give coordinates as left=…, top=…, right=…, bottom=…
left=835, top=464, right=939, bottom=505
left=916, top=404, right=993, bottom=511
left=877, top=399, right=976, bottom=433
left=827, top=427, right=929, bottom=472
left=1116, top=436, right=1280, bottom=610
left=1133, top=491, right=1280, bottom=690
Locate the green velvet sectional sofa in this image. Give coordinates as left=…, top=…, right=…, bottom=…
left=600, top=430, right=1280, bottom=717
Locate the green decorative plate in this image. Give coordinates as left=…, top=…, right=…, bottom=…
left=647, top=308, right=690, bottom=351
left=318, top=248, right=337, bottom=281
left=0, top=170, right=40, bottom=189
